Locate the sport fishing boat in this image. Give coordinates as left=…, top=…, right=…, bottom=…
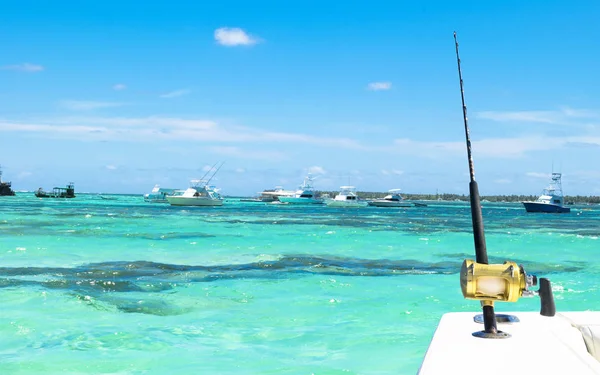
left=166, top=162, right=225, bottom=207
left=522, top=172, right=571, bottom=213
left=166, top=180, right=223, bottom=207
left=325, top=186, right=368, bottom=208
left=419, top=32, right=600, bottom=375
left=367, top=189, right=411, bottom=207
left=0, top=166, right=15, bottom=196
left=143, top=184, right=176, bottom=203
left=35, top=182, right=76, bottom=198
left=277, top=175, right=324, bottom=205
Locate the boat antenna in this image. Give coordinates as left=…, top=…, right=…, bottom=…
left=206, top=161, right=225, bottom=185
left=454, top=31, right=496, bottom=333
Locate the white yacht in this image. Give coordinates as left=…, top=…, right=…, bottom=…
left=166, top=180, right=223, bottom=207
left=325, top=186, right=368, bottom=208
left=257, top=186, right=295, bottom=202
left=143, top=184, right=176, bottom=203
left=367, top=189, right=411, bottom=207
left=278, top=175, right=324, bottom=205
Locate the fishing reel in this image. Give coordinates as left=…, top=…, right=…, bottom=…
left=461, top=259, right=556, bottom=317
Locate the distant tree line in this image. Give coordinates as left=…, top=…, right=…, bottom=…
left=318, top=191, right=600, bottom=204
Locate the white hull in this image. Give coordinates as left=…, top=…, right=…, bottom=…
left=278, top=197, right=324, bottom=204
left=144, top=198, right=168, bottom=203
left=419, top=311, right=600, bottom=374
left=325, top=200, right=368, bottom=208
left=144, top=195, right=169, bottom=203
left=166, top=196, right=223, bottom=206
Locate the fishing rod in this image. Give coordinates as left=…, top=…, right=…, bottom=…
left=454, top=32, right=488, bottom=265
left=205, top=161, right=225, bottom=186
left=454, top=31, right=497, bottom=335
left=454, top=32, right=555, bottom=339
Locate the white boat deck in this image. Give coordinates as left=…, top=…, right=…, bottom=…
left=419, top=311, right=600, bottom=374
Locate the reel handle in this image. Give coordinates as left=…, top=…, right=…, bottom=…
left=539, top=278, right=556, bottom=317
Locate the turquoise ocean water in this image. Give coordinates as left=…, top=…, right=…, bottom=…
left=1, top=194, right=599, bottom=374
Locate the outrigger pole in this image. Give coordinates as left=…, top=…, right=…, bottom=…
left=453, top=32, right=497, bottom=334
left=199, top=162, right=220, bottom=182
left=206, top=161, right=225, bottom=186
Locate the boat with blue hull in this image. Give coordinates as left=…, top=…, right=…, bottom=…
left=522, top=172, right=570, bottom=213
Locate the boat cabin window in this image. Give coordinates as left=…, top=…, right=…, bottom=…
left=300, top=194, right=312, bottom=198
left=553, top=200, right=560, bottom=204
left=346, top=196, right=356, bottom=200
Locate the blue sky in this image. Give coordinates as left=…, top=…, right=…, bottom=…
left=1, top=0, right=600, bottom=196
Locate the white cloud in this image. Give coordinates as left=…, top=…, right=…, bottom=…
left=75, top=116, right=216, bottom=130
left=60, top=100, right=124, bottom=111
left=476, top=110, right=559, bottom=124
left=307, top=166, right=326, bottom=175
left=202, top=164, right=219, bottom=173
left=113, top=84, right=127, bottom=91
left=1, top=63, right=44, bottom=72
left=207, top=146, right=286, bottom=160
left=235, top=168, right=246, bottom=173
left=391, top=136, right=571, bottom=159
left=471, top=137, right=563, bottom=157
left=476, top=107, right=600, bottom=125
left=214, top=27, right=259, bottom=46
left=259, top=131, right=364, bottom=149
left=159, top=89, right=191, bottom=99
left=17, top=171, right=32, bottom=179
left=106, top=165, right=117, bottom=170
left=381, top=169, right=404, bottom=175
left=392, top=138, right=463, bottom=157
left=7, top=114, right=597, bottom=159
left=569, top=170, right=600, bottom=179
left=493, top=179, right=512, bottom=184
left=367, top=82, right=392, bottom=91
left=560, top=108, right=599, bottom=118
left=526, top=172, right=550, bottom=179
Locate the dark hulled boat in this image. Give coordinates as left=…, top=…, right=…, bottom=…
left=522, top=172, right=570, bottom=213
left=0, top=166, right=16, bottom=196
left=35, top=182, right=76, bottom=198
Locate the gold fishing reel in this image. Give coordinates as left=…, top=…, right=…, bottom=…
left=460, top=259, right=537, bottom=303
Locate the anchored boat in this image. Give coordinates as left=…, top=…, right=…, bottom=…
left=35, top=182, right=76, bottom=198
left=255, top=187, right=295, bottom=202
left=143, top=184, right=176, bottom=203
left=522, top=172, right=571, bottom=213
left=0, top=166, right=15, bottom=196
left=325, top=186, right=368, bottom=208
left=166, top=180, right=224, bottom=206
left=367, top=189, right=411, bottom=207
left=277, top=175, right=324, bottom=205
left=166, top=162, right=225, bottom=207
